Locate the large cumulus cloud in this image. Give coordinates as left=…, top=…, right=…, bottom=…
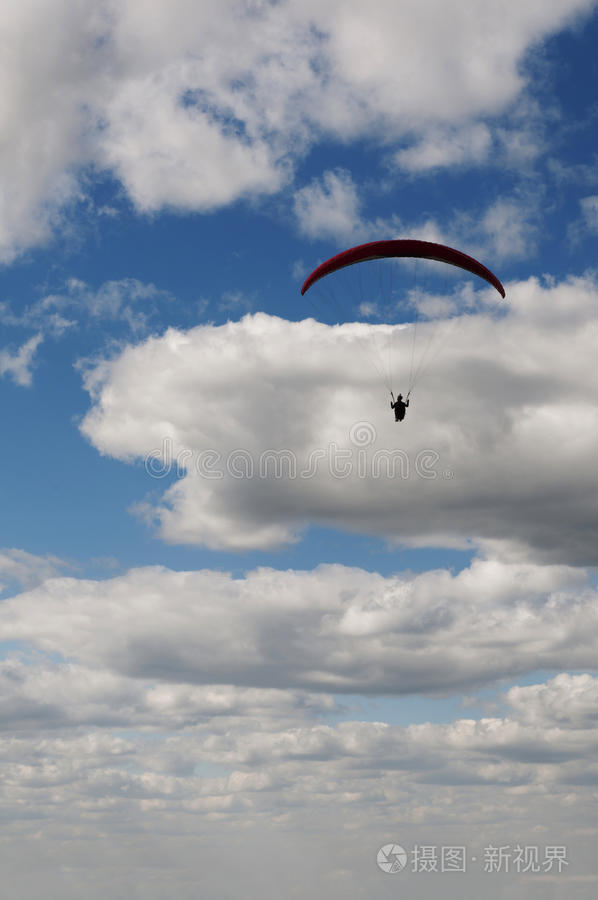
left=80, top=275, right=598, bottom=563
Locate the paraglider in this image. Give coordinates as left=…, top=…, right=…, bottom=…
left=301, top=239, right=505, bottom=418
left=300, top=239, right=505, bottom=299
left=390, top=391, right=409, bottom=423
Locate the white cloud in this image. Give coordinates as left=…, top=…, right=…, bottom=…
left=293, top=168, right=538, bottom=260
left=478, top=195, right=539, bottom=259
left=0, top=548, right=70, bottom=594
left=0, top=333, right=43, bottom=386
left=1, top=0, right=595, bottom=258
left=0, top=560, right=597, bottom=894
left=96, top=60, right=289, bottom=213
left=580, top=194, right=598, bottom=231
left=294, top=170, right=363, bottom=242
left=506, top=674, right=598, bottom=728
left=0, top=0, right=105, bottom=262
left=292, top=168, right=400, bottom=243
left=80, top=275, right=598, bottom=562
left=392, top=101, right=547, bottom=175
left=0, top=559, right=595, bottom=696
left=0, top=657, right=332, bottom=731
left=394, top=123, right=493, bottom=173
left=50, top=277, right=172, bottom=333
left=0, top=278, right=173, bottom=346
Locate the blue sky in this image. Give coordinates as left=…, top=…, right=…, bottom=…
left=2, top=1, right=598, bottom=897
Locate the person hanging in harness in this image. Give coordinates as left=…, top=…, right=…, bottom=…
left=390, top=391, right=410, bottom=422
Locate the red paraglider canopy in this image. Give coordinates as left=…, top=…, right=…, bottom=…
left=300, top=239, right=505, bottom=298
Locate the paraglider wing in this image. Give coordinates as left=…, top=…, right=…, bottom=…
left=300, top=239, right=505, bottom=298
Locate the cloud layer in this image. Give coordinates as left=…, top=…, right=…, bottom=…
left=1, top=558, right=595, bottom=694
left=1, top=0, right=595, bottom=259
left=1, top=556, right=597, bottom=896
